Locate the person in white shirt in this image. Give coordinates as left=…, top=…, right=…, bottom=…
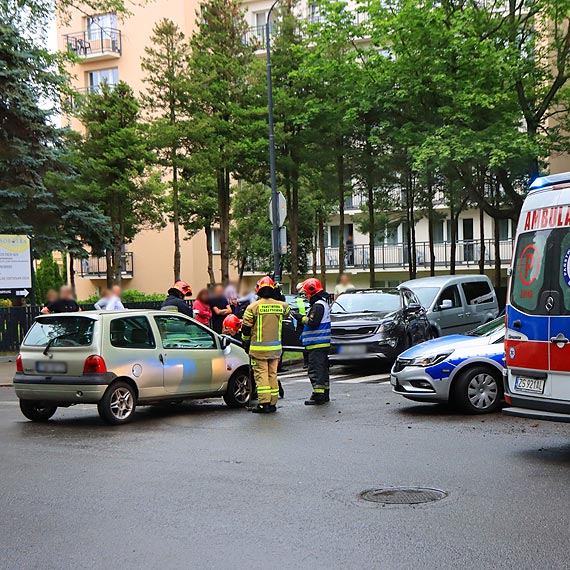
left=95, top=286, right=125, bottom=310
left=334, top=273, right=355, bottom=299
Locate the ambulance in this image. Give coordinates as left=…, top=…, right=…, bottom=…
left=504, top=172, right=570, bottom=422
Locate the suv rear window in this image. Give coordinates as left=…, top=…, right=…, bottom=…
left=25, top=317, right=95, bottom=347
left=461, top=280, right=493, bottom=305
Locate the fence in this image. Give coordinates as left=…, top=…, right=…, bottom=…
left=0, top=301, right=167, bottom=353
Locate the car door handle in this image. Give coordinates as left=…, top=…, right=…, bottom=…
left=159, top=353, right=165, bottom=363
left=464, top=312, right=471, bottom=317
left=550, top=334, right=569, bottom=345
left=512, top=320, right=521, bottom=328
left=458, top=314, right=463, bottom=318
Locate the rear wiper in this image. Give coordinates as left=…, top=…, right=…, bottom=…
left=43, top=332, right=78, bottom=355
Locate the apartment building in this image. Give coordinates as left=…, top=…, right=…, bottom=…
left=57, top=0, right=552, bottom=297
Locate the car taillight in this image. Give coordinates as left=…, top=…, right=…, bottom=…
left=83, top=355, right=107, bottom=374
left=16, top=354, right=23, bottom=372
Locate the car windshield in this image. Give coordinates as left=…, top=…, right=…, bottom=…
left=409, top=287, right=440, bottom=309
left=467, top=316, right=505, bottom=337
left=332, top=292, right=401, bottom=314
left=25, top=317, right=95, bottom=347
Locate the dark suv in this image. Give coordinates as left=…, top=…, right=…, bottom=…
left=330, top=288, right=432, bottom=364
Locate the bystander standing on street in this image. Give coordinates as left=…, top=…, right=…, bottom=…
left=41, top=286, right=81, bottom=314
left=210, top=284, right=232, bottom=334
left=193, top=288, right=212, bottom=326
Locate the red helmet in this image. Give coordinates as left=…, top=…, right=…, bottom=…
left=173, top=281, right=192, bottom=296
left=301, top=278, right=323, bottom=297
left=255, top=276, right=275, bottom=293
left=222, top=314, right=242, bottom=335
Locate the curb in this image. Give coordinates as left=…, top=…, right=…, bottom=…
left=0, top=383, right=13, bottom=388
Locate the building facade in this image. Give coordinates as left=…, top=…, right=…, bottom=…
left=58, top=0, right=547, bottom=298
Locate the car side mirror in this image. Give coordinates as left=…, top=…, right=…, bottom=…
left=220, top=335, right=230, bottom=350
left=439, top=299, right=453, bottom=310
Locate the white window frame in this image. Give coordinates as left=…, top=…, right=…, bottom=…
left=210, top=228, right=221, bottom=255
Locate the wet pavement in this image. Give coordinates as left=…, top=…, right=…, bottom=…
left=2, top=366, right=570, bottom=570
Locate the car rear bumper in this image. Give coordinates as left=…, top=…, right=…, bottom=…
left=502, top=392, right=570, bottom=423
left=390, top=367, right=450, bottom=402
left=13, top=372, right=116, bottom=403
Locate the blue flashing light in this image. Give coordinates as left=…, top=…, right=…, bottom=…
left=530, top=172, right=570, bottom=190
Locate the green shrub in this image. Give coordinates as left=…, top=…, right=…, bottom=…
left=81, top=289, right=164, bottom=304
left=0, top=298, right=12, bottom=308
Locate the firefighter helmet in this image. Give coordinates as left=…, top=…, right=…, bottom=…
left=222, top=314, right=242, bottom=335
left=173, top=281, right=192, bottom=296
left=255, top=276, right=275, bottom=293
left=301, top=278, right=323, bottom=298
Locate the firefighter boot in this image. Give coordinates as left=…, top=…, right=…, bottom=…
left=251, top=403, right=271, bottom=414
left=304, top=392, right=327, bottom=406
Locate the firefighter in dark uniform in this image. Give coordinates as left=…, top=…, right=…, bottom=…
left=296, top=278, right=331, bottom=405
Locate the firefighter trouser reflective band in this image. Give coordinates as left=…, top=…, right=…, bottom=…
left=251, top=358, right=280, bottom=405
left=308, top=348, right=329, bottom=392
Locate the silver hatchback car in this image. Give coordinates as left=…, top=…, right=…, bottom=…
left=14, top=310, right=252, bottom=425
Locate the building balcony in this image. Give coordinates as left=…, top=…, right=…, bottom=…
left=64, top=28, right=122, bottom=61
left=312, top=239, right=513, bottom=271
left=76, top=252, right=133, bottom=280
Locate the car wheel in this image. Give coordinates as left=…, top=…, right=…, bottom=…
left=97, top=381, right=137, bottom=425
left=224, top=369, right=252, bottom=408
left=19, top=400, right=57, bottom=422
left=453, top=366, right=503, bottom=414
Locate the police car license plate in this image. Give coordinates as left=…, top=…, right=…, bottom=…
left=514, top=376, right=545, bottom=394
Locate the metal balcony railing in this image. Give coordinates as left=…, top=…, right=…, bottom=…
left=312, top=239, right=514, bottom=270
left=64, top=28, right=122, bottom=58
left=76, top=252, right=133, bottom=279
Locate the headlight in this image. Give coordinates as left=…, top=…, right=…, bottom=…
left=408, top=352, right=453, bottom=367
left=378, top=322, right=395, bottom=334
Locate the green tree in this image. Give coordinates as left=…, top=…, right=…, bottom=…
left=187, top=0, right=258, bottom=284
left=34, top=254, right=64, bottom=304
left=142, top=19, right=192, bottom=282
left=76, top=82, right=164, bottom=287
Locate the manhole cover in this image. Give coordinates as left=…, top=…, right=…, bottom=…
left=360, top=487, right=447, bottom=505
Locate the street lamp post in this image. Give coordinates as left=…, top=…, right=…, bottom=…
left=266, top=0, right=281, bottom=283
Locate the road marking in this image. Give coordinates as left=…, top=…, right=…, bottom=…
left=336, top=374, right=390, bottom=384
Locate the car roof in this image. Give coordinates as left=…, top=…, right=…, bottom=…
left=400, top=275, right=490, bottom=288
left=35, top=310, right=183, bottom=320
left=338, top=288, right=400, bottom=295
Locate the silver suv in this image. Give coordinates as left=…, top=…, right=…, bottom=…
left=400, top=275, right=499, bottom=337
left=14, top=310, right=252, bottom=425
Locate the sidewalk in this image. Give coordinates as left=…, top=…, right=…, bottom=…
left=0, top=361, right=15, bottom=387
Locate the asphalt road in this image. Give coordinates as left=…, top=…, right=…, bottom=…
left=2, top=365, right=570, bottom=570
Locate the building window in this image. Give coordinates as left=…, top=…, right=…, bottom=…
left=445, top=220, right=458, bottom=242
left=86, top=13, right=117, bottom=40
left=385, top=225, right=399, bottom=245
left=211, top=228, right=221, bottom=254
left=254, top=11, right=268, bottom=28
left=87, top=67, right=119, bottom=92
left=328, top=226, right=340, bottom=248
left=432, top=220, right=444, bottom=243
left=309, top=3, right=321, bottom=23
left=498, top=218, right=511, bottom=240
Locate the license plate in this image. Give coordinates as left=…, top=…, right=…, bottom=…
left=36, top=361, right=67, bottom=374
left=339, top=345, right=366, bottom=355
left=514, top=376, right=545, bottom=394
left=390, top=374, right=397, bottom=386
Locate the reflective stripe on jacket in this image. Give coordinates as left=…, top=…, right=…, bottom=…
left=242, top=298, right=290, bottom=359
left=301, top=299, right=331, bottom=350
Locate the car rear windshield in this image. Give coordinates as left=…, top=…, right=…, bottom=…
left=332, top=292, right=401, bottom=314
left=24, top=317, right=95, bottom=347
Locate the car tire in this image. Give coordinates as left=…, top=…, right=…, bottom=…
left=19, top=400, right=57, bottom=422
left=453, top=366, right=503, bottom=414
left=224, top=369, right=252, bottom=408
left=97, top=381, right=137, bottom=425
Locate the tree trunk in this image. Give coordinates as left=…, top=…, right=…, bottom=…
left=218, top=168, right=230, bottom=284
left=450, top=213, right=457, bottom=275
left=289, top=156, right=300, bottom=288
left=479, top=205, right=485, bottom=275
left=494, top=218, right=501, bottom=288
left=112, top=235, right=123, bottom=286
left=105, top=250, right=113, bottom=289
left=428, top=201, right=436, bottom=276
left=312, top=213, right=318, bottom=275
left=365, top=123, right=375, bottom=288
left=408, top=176, right=417, bottom=280
left=172, top=162, right=181, bottom=282
left=337, top=147, right=345, bottom=276
left=318, top=214, right=326, bottom=287
left=69, top=253, right=76, bottom=291
left=205, top=222, right=216, bottom=285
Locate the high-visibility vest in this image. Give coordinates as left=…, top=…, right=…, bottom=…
left=296, top=297, right=306, bottom=315
left=301, top=299, right=331, bottom=350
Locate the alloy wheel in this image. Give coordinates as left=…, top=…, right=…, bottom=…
left=233, top=373, right=251, bottom=405
left=110, top=387, right=134, bottom=420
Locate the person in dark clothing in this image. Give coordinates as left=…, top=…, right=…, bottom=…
left=209, top=284, right=232, bottom=334
left=41, top=286, right=81, bottom=314
left=160, top=281, right=193, bottom=317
